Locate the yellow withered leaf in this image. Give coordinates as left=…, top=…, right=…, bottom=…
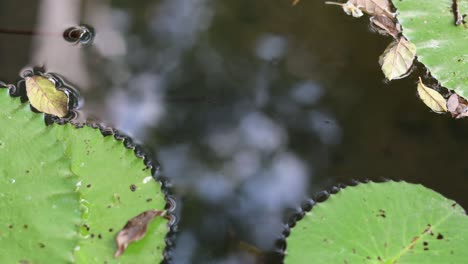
left=25, top=76, right=68, bottom=117
left=417, top=77, right=447, bottom=113
left=379, top=38, right=416, bottom=80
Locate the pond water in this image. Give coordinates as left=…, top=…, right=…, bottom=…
left=1, top=0, right=467, bottom=263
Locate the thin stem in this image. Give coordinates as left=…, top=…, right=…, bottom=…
left=0, top=28, right=58, bottom=36
left=325, top=1, right=344, bottom=7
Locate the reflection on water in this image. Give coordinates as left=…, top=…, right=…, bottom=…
left=1, top=0, right=468, bottom=263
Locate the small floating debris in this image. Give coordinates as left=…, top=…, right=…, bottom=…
left=63, top=25, right=95, bottom=46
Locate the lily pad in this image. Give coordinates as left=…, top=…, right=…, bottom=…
left=285, top=181, right=468, bottom=263
left=0, top=88, right=169, bottom=263
left=393, top=0, right=468, bottom=97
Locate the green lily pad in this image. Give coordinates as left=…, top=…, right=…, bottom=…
left=393, top=0, right=468, bottom=97
left=285, top=181, right=468, bottom=263
left=0, top=88, right=168, bottom=263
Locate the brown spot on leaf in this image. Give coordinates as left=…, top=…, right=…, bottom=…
left=422, top=224, right=432, bottom=234
left=437, top=233, right=444, bottom=240
left=114, top=210, right=166, bottom=257
left=409, top=236, right=419, bottom=250
left=376, top=209, right=387, bottom=218
left=130, top=184, right=137, bottom=192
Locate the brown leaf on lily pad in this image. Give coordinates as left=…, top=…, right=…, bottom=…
left=25, top=76, right=68, bottom=117
left=417, top=78, right=448, bottom=113
left=379, top=38, right=416, bottom=80
left=349, top=0, right=394, bottom=18
left=370, top=15, right=401, bottom=39
left=447, top=93, right=468, bottom=118
left=114, top=210, right=166, bottom=257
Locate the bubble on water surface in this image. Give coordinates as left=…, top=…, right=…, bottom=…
left=63, top=25, right=95, bottom=46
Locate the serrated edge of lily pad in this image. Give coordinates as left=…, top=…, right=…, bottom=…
left=275, top=178, right=468, bottom=264
left=0, top=85, right=178, bottom=264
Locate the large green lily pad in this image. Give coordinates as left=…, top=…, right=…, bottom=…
left=393, top=0, right=468, bottom=97
left=285, top=181, right=468, bottom=263
left=0, top=88, right=168, bottom=263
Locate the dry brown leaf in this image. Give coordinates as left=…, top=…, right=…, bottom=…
left=325, top=2, right=364, bottom=18
left=447, top=93, right=468, bottom=118
left=25, top=76, right=68, bottom=117
left=417, top=78, right=448, bottom=113
left=379, top=38, right=416, bottom=80
left=292, top=0, right=300, bottom=6
left=114, top=210, right=166, bottom=257
left=370, top=15, right=401, bottom=39
left=349, top=0, right=394, bottom=18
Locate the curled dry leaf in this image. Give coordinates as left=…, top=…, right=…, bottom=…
left=25, top=76, right=68, bottom=117
left=379, top=38, right=416, bottom=80
left=114, top=210, right=166, bottom=257
left=349, top=0, right=394, bottom=18
left=417, top=77, right=448, bottom=113
left=370, top=15, right=401, bottom=39
left=326, top=0, right=394, bottom=18
left=325, top=2, right=364, bottom=18
left=447, top=93, right=468, bottom=118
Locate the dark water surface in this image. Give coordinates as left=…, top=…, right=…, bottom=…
left=1, top=0, right=467, bottom=263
